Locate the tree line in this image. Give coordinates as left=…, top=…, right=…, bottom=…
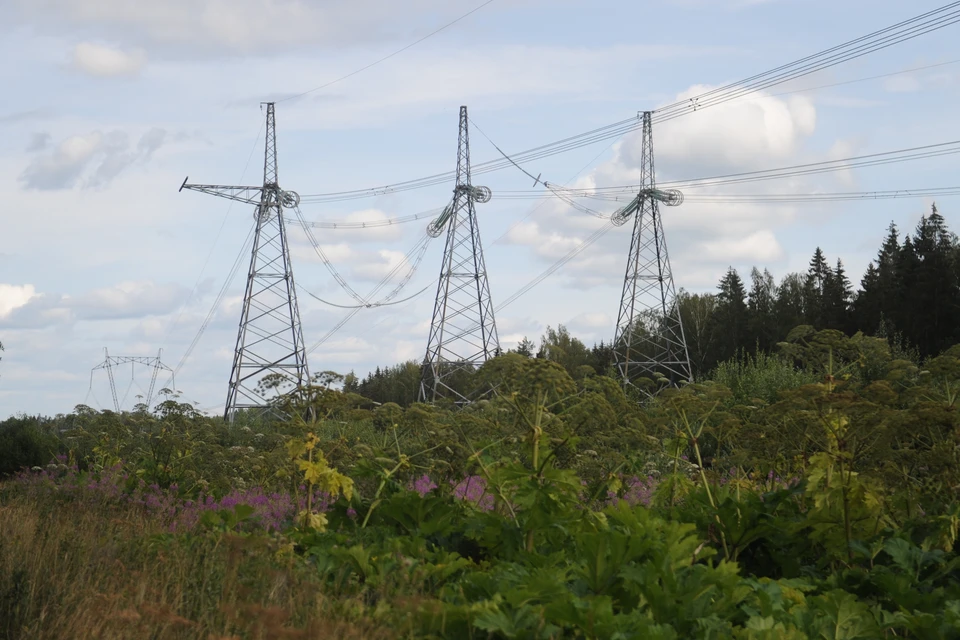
left=345, top=204, right=960, bottom=405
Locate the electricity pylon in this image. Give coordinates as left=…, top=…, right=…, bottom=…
left=180, top=102, right=309, bottom=421
left=89, top=348, right=174, bottom=412
left=419, top=106, right=500, bottom=404
left=611, top=111, right=692, bottom=391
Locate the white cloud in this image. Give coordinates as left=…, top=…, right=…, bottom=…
left=698, top=230, right=784, bottom=262
left=352, top=249, right=409, bottom=280
left=0, top=281, right=190, bottom=329
left=20, top=128, right=167, bottom=190
left=500, top=83, right=823, bottom=291
left=0, top=284, right=37, bottom=317
left=72, top=41, right=146, bottom=77
left=11, top=0, right=512, bottom=55
left=647, top=88, right=816, bottom=176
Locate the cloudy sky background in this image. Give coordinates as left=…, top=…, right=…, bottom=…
left=2, top=0, right=959, bottom=417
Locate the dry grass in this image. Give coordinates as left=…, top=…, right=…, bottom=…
left=0, top=492, right=397, bottom=640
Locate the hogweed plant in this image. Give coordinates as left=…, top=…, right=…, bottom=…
left=287, top=432, right=353, bottom=532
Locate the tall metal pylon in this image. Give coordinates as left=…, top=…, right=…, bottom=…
left=611, top=111, right=692, bottom=390
left=419, top=106, right=499, bottom=404
left=180, top=103, right=310, bottom=421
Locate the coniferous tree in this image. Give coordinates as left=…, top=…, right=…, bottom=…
left=821, top=259, right=852, bottom=332
left=590, top=341, right=616, bottom=375
left=908, top=204, right=960, bottom=355
left=514, top=337, right=536, bottom=357
left=805, top=247, right=830, bottom=327
left=854, top=262, right=881, bottom=333
left=896, top=234, right=921, bottom=351
left=856, top=222, right=901, bottom=336
left=709, top=267, right=749, bottom=364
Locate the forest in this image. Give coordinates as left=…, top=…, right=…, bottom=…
left=0, top=207, right=959, bottom=638
left=346, top=205, right=959, bottom=405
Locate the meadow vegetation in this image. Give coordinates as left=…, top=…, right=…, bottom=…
left=2, top=326, right=960, bottom=638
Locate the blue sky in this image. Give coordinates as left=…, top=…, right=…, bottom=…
left=2, top=0, right=959, bottom=417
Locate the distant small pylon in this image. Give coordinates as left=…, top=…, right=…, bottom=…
left=88, top=348, right=174, bottom=412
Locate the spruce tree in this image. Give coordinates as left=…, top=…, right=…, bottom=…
left=709, top=267, right=749, bottom=364
left=805, top=247, right=830, bottom=327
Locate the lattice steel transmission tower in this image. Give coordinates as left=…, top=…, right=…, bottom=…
left=89, top=348, right=174, bottom=412
left=180, top=103, right=310, bottom=421
left=611, top=111, right=692, bottom=391
left=419, top=106, right=500, bottom=404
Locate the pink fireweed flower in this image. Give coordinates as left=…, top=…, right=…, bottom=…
left=408, top=474, right=438, bottom=497
left=451, top=476, right=495, bottom=512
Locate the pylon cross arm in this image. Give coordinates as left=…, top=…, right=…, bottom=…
left=180, top=181, right=264, bottom=205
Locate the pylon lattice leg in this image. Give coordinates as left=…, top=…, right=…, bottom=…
left=613, top=111, right=692, bottom=390
left=419, top=106, right=500, bottom=404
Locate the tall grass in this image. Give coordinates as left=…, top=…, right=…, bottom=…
left=0, top=490, right=394, bottom=639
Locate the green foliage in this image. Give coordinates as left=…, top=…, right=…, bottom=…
left=712, top=350, right=818, bottom=406
left=0, top=416, right=61, bottom=477
left=8, top=321, right=960, bottom=636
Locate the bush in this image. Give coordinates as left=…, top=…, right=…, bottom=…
left=0, top=417, right=61, bottom=477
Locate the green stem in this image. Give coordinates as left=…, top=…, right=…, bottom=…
left=361, top=460, right=404, bottom=529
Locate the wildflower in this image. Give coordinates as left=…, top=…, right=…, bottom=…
left=452, top=476, right=494, bottom=511
left=408, top=474, right=438, bottom=497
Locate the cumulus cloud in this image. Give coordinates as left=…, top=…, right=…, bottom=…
left=0, top=284, right=37, bottom=318
left=19, top=127, right=167, bottom=190
left=698, top=230, right=784, bottom=262
left=624, top=87, right=816, bottom=178
left=500, top=84, right=825, bottom=289
left=72, top=41, right=146, bottom=77
left=0, top=281, right=190, bottom=329
left=11, top=0, right=502, bottom=54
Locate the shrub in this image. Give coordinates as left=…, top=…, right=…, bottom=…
left=0, top=417, right=60, bottom=477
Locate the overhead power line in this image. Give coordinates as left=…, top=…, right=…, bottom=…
left=491, top=184, right=960, bottom=312
left=296, top=2, right=960, bottom=203
left=491, top=139, right=960, bottom=201
left=305, top=234, right=435, bottom=355
left=278, top=0, right=496, bottom=103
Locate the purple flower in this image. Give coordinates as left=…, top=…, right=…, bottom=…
left=407, top=474, right=438, bottom=497
left=452, top=476, right=494, bottom=511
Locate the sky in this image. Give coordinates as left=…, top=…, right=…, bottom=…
left=2, top=0, right=959, bottom=418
